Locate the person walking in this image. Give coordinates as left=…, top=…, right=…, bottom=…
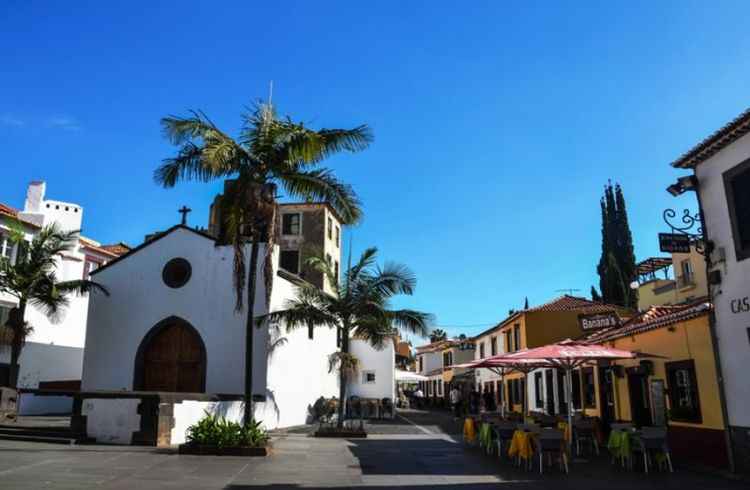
left=450, top=385, right=462, bottom=419
left=414, top=387, right=425, bottom=409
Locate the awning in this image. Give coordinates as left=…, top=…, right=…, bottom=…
left=395, top=370, right=429, bottom=382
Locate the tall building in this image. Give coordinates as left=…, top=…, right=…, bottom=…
left=1, top=181, right=128, bottom=414
left=208, top=180, right=343, bottom=295
left=670, top=108, right=750, bottom=474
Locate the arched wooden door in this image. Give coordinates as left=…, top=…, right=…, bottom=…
left=135, top=318, right=206, bottom=393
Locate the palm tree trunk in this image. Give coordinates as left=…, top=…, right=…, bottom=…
left=243, top=239, right=260, bottom=425
left=337, top=326, right=349, bottom=429
left=8, top=300, right=27, bottom=388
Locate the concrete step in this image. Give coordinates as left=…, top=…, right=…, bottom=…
left=0, top=426, right=91, bottom=445
left=0, top=433, right=77, bottom=445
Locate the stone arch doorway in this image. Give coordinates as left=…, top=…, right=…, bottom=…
left=133, top=316, right=206, bottom=393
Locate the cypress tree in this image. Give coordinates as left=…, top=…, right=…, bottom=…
left=595, top=182, right=637, bottom=308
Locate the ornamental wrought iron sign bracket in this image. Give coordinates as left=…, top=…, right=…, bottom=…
left=661, top=208, right=706, bottom=255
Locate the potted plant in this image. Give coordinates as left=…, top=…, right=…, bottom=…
left=179, top=412, right=270, bottom=456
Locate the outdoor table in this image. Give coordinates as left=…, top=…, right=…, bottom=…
left=607, top=429, right=634, bottom=467
left=478, top=423, right=494, bottom=453
left=508, top=429, right=536, bottom=463
left=463, top=417, right=477, bottom=444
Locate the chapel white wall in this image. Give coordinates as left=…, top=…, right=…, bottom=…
left=81, top=228, right=266, bottom=395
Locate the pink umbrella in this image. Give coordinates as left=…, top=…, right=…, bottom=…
left=450, top=354, right=553, bottom=417
left=501, top=339, right=664, bottom=439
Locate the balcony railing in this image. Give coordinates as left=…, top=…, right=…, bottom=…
left=653, top=281, right=677, bottom=295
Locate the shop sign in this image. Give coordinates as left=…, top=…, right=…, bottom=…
left=659, top=233, right=691, bottom=253
left=578, top=312, right=620, bottom=331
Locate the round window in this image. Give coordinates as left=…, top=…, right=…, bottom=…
left=162, top=258, right=192, bottom=288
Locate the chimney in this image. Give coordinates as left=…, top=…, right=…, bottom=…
left=24, top=181, right=46, bottom=213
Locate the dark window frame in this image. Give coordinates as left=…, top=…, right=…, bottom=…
left=281, top=213, right=301, bottom=236
left=723, top=157, right=750, bottom=261
left=490, top=336, right=497, bottom=356
left=534, top=372, right=544, bottom=408
left=479, top=342, right=485, bottom=359
left=582, top=367, right=597, bottom=409
left=279, top=249, right=301, bottom=275
left=162, top=257, right=192, bottom=289
left=666, top=359, right=703, bottom=423
left=513, top=324, right=521, bottom=351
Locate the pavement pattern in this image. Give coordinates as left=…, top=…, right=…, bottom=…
left=0, top=410, right=745, bottom=489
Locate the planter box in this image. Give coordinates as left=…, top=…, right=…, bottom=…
left=178, top=443, right=268, bottom=456
left=314, top=428, right=367, bottom=438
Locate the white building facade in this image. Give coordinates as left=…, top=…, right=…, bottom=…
left=80, top=208, right=396, bottom=444
left=1, top=182, right=125, bottom=414
left=671, top=111, right=750, bottom=474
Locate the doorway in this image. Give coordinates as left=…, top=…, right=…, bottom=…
left=134, top=316, right=206, bottom=393
left=598, top=367, right=616, bottom=426
left=627, top=370, right=652, bottom=427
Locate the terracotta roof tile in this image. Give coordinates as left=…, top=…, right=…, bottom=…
left=100, top=243, right=131, bottom=256
left=0, top=203, right=18, bottom=217
left=672, top=107, right=750, bottom=169
left=525, top=295, right=623, bottom=314
left=583, top=300, right=711, bottom=344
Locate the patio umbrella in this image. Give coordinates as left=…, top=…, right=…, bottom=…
left=395, top=369, right=429, bottom=383
left=501, top=339, right=664, bottom=444
left=451, top=355, right=552, bottom=418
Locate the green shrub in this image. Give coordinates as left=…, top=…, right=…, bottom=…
left=186, top=412, right=269, bottom=448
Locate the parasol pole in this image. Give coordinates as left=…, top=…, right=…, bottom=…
left=565, top=361, right=575, bottom=454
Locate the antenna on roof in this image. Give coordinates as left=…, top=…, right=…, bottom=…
left=555, top=288, right=581, bottom=296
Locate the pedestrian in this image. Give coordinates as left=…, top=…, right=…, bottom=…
left=414, top=387, right=424, bottom=409
left=450, top=385, right=462, bottom=419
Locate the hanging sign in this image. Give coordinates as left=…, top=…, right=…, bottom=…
left=659, top=233, right=691, bottom=253
left=578, top=312, right=620, bottom=331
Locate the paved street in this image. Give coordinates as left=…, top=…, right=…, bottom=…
left=0, top=410, right=745, bottom=489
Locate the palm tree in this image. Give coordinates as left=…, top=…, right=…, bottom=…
left=154, top=101, right=371, bottom=424
left=430, top=328, right=447, bottom=343
left=259, top=247, right=432, bottom=428
left=0, top=224, right=108, bottom=387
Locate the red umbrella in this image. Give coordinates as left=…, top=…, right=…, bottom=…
left=450, top=354, right=553, bottom=417
left=501, top=339, right=664, bottom=439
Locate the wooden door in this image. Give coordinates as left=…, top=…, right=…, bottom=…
left=142, top=322, right=204, bottom=393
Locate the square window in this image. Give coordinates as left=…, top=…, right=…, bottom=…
left=279, top=250, right=300, bottom=274
left=363, top=370, right=376, bottom=384
left=282, top=213, right=301, bottom=235
left=723, top=158, right=750, bottom=261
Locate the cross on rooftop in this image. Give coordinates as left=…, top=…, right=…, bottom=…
left=178, top=205, right=192, bottom=225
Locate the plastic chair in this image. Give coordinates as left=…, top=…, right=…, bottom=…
left=493, top=422, right=517, bottom=460
left=635, top=427, right=674, bottom=473
left=537, top=429, right=569, bottom=474
left=574, top=419, right=600, bottom=456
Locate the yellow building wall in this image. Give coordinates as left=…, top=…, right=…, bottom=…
left=637, top=279, right=676, bottom=310
left=606, top=315, right=724, bottom=430
left=672, top=248, right=708, bottom=304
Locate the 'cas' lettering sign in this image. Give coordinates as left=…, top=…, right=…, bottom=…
left=730, top=296, right=750, bottom=314
left=578, top=312, right=621, bottom=331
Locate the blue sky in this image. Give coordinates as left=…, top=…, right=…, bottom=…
left=2, top=1, right=749, bottom=340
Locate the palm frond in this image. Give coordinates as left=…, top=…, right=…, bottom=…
left=279, top=169, right=362, bottom=225
left=386, top=309, right=433, bottom=338
left=369, top=262, right=417, bottom=297
left=55, top=280, right=109, bottom=297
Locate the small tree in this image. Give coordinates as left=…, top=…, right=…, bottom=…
left=259, top=247, right=432, bottom=428
left=429, top=329, right=447, bottom=343
left=0, top=224, right=108, bottom=387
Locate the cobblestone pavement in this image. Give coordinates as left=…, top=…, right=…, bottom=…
left=0, top=410, right=745, bottom=489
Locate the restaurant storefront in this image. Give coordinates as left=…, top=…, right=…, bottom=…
left=583, top=301, right=729, bottom=468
